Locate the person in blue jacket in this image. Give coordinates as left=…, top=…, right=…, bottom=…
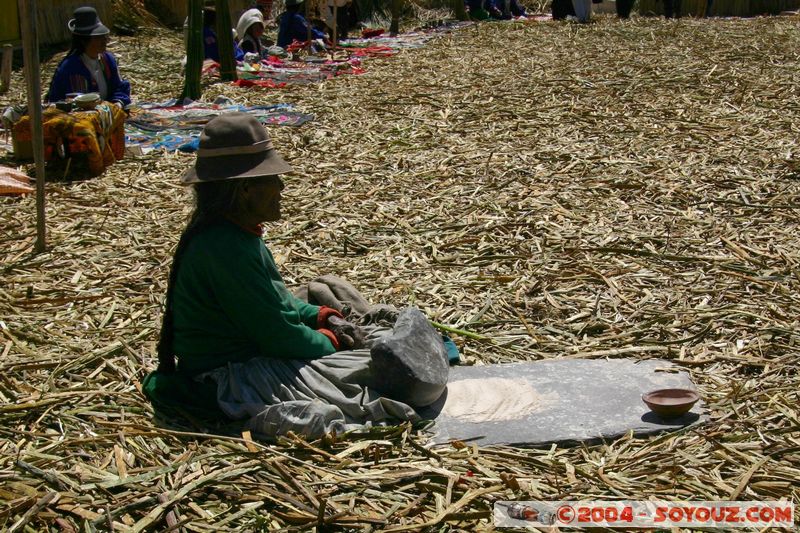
left=202, top=6, right=245, bottom=62
left=277, top=0, right=328, bottom=49
left=46, top=6, right=131, bottom=107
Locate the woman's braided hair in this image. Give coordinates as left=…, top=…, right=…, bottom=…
left=66, top=34, right=93, bottom=57
left=156, top=178, right=249, bottom=373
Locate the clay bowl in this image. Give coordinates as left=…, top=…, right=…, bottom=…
left=74, top=92, right=101, bottom=110
left=642, top=388, right=699, bottom=419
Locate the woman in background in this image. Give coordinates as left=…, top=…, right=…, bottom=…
left=47, top=6, right=131, bottom=107
left=203, top=6, right=246, bottom=61
left=277, top=0, right=328, bottom=49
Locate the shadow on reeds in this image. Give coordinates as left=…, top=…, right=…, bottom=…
left=150, top=404, right=248, bottom=440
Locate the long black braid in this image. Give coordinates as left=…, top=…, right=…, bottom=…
left=156, top=178, right=250, bottom=373
left=65, top=34, right=92, bottom=58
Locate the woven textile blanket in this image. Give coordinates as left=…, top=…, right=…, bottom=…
left=125, top=100, right=314, bottom=154
left=13, top=103, right=126, bottom=177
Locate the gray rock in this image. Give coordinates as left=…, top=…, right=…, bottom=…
left=369, top=307, right=448, bottom=408
left=418, top=359, right=708, bottom=447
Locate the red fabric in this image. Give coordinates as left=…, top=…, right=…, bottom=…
left=316, top=306, right=344, bottom=329
left=317, top=328, right=340, bottom=350
left=361, top=28, right=385, bottom=38
left=265, top=56, right=286, bottom=66
left=233, top=78, right=287, bottom=89
left=352, top=46, right=397, bottom=58
left=202, top=60, right=221, bottom=75
left=286, top=40, right=309, bottom=53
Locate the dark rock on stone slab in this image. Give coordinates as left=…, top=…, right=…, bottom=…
left=369, top=307, right=448, bottom=408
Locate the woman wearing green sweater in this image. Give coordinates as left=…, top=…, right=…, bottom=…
left=143, top=113, right=419, bottom=438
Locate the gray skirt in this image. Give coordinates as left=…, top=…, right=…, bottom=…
left=202, top=326, right=420, bottom=441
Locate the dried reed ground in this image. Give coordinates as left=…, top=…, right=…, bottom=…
left=1, top=15, right=799, bottom=531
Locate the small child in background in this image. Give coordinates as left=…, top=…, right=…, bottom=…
left=237, top=8, right=266, bottom=56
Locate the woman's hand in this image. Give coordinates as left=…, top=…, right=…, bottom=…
left=327, top=315, right=366, bottom=349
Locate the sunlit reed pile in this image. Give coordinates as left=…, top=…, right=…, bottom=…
left=1, top=14, right=798, bottom=531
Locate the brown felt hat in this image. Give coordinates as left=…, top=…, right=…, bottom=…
left=182, top=112, right=292, bottom=185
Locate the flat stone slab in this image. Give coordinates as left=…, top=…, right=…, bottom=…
left=418, top=358, right=707, bottom=447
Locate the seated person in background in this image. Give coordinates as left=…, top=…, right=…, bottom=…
left=237, top=8, right=266, bottom=56
left=46, top=6, right=131, bottom=107
left=203, top=6, right=245, bottom=62
left=277, top=0, right=328, bottom=49
left=143, top=113, right=428, bottom=439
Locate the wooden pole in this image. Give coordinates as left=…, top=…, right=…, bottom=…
left=305, top=0, right=312, bottom=52
left=0, top=44, right=13, bottom=94
left=182, top=0, right=203, bottom=100
left=453, top=0, right=467, bottom=20
left=332, top=1, right=338, bottom=49
left=214, top=0, right=237, bottom=81
left=18, top=0, right=46, bottom=253
left=390, top=0, right=401, bottom=37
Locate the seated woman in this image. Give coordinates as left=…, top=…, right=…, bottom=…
left=236, top=8, right=266, bottom=56
left=202, top=6, right=245, bottom=62
left=46, top=6, right=131, bottom=107
left=277, top=0, right=328, bottom=49
left=143, top=113, right=426, bottom=439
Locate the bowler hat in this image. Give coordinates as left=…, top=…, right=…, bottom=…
left=68, top=7, right=110, bottom=36
left=182, top=113, right=292, bottom=185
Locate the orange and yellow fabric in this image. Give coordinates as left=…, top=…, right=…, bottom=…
left=13, top=103, right=126, bottom=177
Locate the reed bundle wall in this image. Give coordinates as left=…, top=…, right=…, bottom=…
left=149, top=0, right=255, bottom=26
left=0, top=0, right=113, bottom=45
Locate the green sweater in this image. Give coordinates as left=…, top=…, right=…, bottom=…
left=172, top=220, right=336, bottom=375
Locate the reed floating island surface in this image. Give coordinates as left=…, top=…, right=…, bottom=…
left=1, top=13, right=799, bottom=531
